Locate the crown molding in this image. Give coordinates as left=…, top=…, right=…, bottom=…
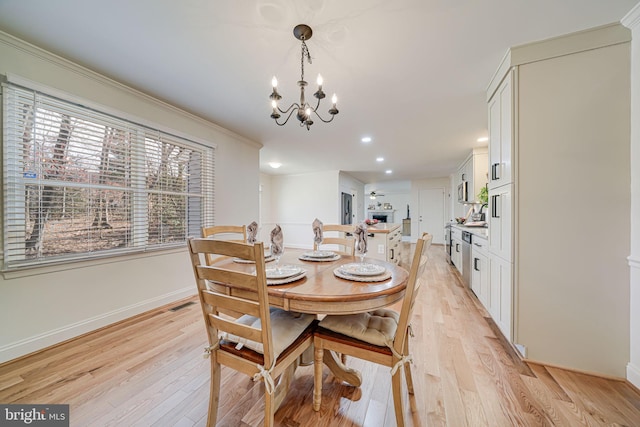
left=487, top=23, right=630, bottom=101
left=622, top=2, right=640, bottom=30
left=0, top=30, right=262, bottom=150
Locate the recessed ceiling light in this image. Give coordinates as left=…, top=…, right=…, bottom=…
left=376, top=157, right=384, bottom=162
left=477, top=136, right=489, bottom=142
left=385, top=170, right=392, bottom=174
left=268, top=162, right=282, bottom=169
left=361, top=136, right=372, bottom=143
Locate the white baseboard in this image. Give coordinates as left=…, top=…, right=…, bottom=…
left=628, top=362, right=640, bottom=389
left=0, top=287, right=195, bottom=364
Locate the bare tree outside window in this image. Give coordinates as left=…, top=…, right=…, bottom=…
left=2, top=83, right=214, bottom=270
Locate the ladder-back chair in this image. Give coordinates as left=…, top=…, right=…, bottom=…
left=312, top=232, right=433, bottom=426
left=188, top=238, right=315, bottom=426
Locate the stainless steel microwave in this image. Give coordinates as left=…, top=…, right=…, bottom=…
left=457, top=181, right=468, bottom=203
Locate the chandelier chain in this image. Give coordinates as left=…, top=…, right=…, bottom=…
left=300, top=39, right=311, bottom=82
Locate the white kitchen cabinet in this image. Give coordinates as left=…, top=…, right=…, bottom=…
left=483, top=24, right=631, bottom=375
left=471, top=236, right=489, bottom=308
left=450, top=226, right=463, bottom=275
left=366, top=224, right=402, bottom=264
left=456, top=147, right=488, bottom=207
left=488, top=184, right=512, bottom=262
left=489, top=255, right=512, bottom=339
left=488, top=70, right=513, bottom=190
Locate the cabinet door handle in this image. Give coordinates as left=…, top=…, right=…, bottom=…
left=390, top=248, right=394, bottom=260
left=367, top=233, right=375, bottom=237
left=491, top=195, right=501, bottom=218
left=456, top=243, right=460, bottom=252
left=491, top=163, right=500, bottom=180
left=474, top=257, right=480, bottom=271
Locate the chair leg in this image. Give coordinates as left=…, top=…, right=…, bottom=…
left=313, top=339, right=324, bottom=411
left=403, top=338, right=415, bottom=394
left=207, top=356, right=221, bottom=427
left=391, top=366, right=405, bottom=427
left=264, top=388, right=276, bottom=427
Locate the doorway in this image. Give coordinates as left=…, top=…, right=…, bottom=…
left=418, top=188, right=445, bottom=244
left=341, top=192, right=353, bottom=225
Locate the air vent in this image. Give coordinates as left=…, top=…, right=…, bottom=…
left=169, top=301, right=196, bottom=312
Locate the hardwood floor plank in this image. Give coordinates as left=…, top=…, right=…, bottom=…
left=1, top=243, right=640, bottom=426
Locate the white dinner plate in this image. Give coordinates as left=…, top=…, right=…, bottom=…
left=338, top=263, right=386, bottom=277
left=302, top=250, right=335, bottom=259
left=265, top=265, right=303, bottom=279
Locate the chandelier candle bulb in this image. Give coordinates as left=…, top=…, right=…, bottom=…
left=270, top=100, right=280, bottom=119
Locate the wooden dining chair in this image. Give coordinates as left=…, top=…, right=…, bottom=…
left=313, top=223, right=356, bottom=256
left=312, top=232, right=433, bottom=426
left=201, top=224, right=247, bottom=265
left=187, top=238, right=315, bottom=427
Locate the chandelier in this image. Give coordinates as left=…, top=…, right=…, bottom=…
left=269, top=24, right=339, bottom=130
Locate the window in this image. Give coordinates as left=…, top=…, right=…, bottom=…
left=2, top=81, right=214, bottom=270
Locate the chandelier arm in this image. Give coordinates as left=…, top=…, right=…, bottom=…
left=310, top=110, right=337, bottom=124
left=273, top=108, right=298, bottom=126
left=278, top=103, right=300, bottom=115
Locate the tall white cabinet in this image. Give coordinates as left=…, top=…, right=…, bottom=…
left=485, top=23, right=631, bottom=377
left=487, top=70, right=514, bottom=339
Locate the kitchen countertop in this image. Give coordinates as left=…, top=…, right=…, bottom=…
left=366, top=223, right=401, bottom=233
left=451, top=223, right=488, bottom=239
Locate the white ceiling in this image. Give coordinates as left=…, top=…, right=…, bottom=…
left=0, top=0, right=636, bottom=185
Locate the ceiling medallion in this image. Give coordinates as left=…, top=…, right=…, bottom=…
left=269, top=24, right=339, bottom=130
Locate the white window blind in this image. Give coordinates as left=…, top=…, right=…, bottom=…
left=2, top=82, right=214, bottom=270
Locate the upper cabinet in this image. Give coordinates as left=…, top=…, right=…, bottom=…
left=456, top=147, right=488, bottom=205
left=488, top=71, right=513, bottom=189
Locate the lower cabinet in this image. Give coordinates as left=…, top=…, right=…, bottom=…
left=489, top=255, right=512, bottom=340
left=367, top=226, right=403, bottom=264
left=451, top=227, right=463, bottom=275
left=471, top=238, right=489, bottom=308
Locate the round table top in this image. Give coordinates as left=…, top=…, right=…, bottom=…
left=213, top=249, right=409, bottom=315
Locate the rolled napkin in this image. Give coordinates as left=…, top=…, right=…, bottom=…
left=247, top=221, right=258, bottom=244
left=354, top=223, right=368, bottom=255
left=312, top=218, right=323, bottom=246
left=270, top=224, right=284, bottom=257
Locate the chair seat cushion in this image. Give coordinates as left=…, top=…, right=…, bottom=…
left=222, top=308, right=315, bottom=357
left=318, top=308, right=399, bottom=347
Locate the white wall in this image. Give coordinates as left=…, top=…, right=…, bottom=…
left=263, top=171, right=340, bottom=249
left=364, top=181, right=411, bottom=224
left=623, top=2, right=640, bottom=389
left=0, top=32, right=260, bottom=363
left=410, top=177, right=452, bottom=242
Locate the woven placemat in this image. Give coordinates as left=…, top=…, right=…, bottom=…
left=333, top=268, right=392, bottom=282
left=267, top=271, right=307, bottom=286
left=298, top=254, right=341, bottom=262
left=233, top=255, right=275, bottom=264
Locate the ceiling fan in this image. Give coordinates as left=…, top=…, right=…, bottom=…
left=369, top=191, right=385, bottom=200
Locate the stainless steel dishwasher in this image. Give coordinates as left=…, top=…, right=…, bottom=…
left=461, top=230, right=472, bottom=287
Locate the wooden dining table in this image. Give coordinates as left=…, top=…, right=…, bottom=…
left=211, top=248, right=410, bottom=387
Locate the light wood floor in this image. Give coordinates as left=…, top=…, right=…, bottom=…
left=2, top=244, right=640, bottom=426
